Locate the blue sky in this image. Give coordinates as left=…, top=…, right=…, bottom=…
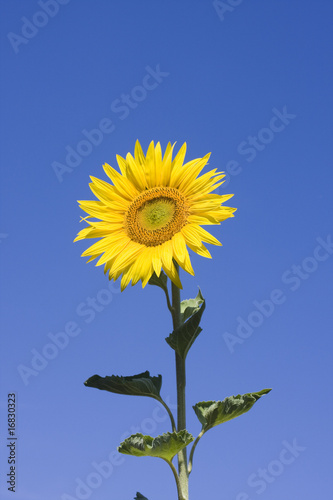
left=0, top=1, right=332, bottom=499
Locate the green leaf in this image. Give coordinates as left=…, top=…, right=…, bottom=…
left=148, top=270, right=168, bottom=292
left=165, top=297, right=205, bottom=359
left=180, top=288, right=204, bottom=323
left=118, top=430, right=194, bottom=462
left=84, top=371, right=162, bottom=399
left=134, top=493, right=148, bottom=500
left=193, top=389, right=272, bottom=431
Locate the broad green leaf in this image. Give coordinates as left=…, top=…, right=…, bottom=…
left=148, top=270, right=168, bottom=292
left=84, top=371, right=162, bottom=399
left=134, top=493, right=148, bottom=500
left=165, top=298, right=205, bottom=359
left=193, top=389, right=271, bottom=431
left=180, top=288, right=204, bottom=323
left=118, top=430, right=193, bottom=462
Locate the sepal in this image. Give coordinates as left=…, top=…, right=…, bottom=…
left=148, top=271, right=168, bottom=292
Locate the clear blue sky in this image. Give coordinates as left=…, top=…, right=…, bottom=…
left=1, top=1, right=332, bottom=499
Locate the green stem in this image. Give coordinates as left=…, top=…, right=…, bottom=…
left=155, top=397, right=177, bottom=432
left=174, top=354, right=188, bottom=498
left=163, top=459, right=186, bottom=500
left=171, top=264, right=189, bottom=500
left=188, top=429, right=205, bottom=474
left=163, top=284, right=173, bottom=316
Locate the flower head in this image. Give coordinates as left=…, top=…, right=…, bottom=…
left=75, top=140, right=236, bottom=290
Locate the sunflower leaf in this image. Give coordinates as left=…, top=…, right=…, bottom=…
left=180, top=288, right=204, bottom=323
left=118, top=431, right=193, bottom=462
left=134, top=493, right=149, bottom=500
left=165, top=298, right=206, bottom=359
left=193, top=389, right=272, bottom=432
left=148, top=271, right=168, bottom=292
left=84, top=371, right=162, bottom=399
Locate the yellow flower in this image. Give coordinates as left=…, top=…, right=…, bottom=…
left=75, top=140, right=236, bottom=291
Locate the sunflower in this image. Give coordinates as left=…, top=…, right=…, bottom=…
left=75, top=140, right=236, bottom=290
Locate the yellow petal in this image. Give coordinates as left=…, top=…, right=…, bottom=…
left=172, top=232, right=187, bottom=265
left=184, top=171, right=225, bottom=198
left=81, top=233, right=126, bottom=257
left=170, top=158, right=198, bottom=188
left=181, top=225, right=202, bottom=247
left=177, top=154, right=210, bottom=193
left=102, top=164, right=139, bottom=200
left=154, top=142, right=163, bottom=185
left=160, top=143, right=174, bottom=186
left=172, top=233, right=194, bottom=276
left=134, top=139, right=146, bottom=167
left=111, top=241, right=143, bottom=274
left=95, top=236, right=132, bottom=266
left=129, top=251, right=151, bottom=286
left=163, top=142, right=174, bottom=162
left=145, top=141, right=156, bottom=187
left=115, top=154, right=127, bottom=176
left=166, top=260, right=182, bottom=289
left=120, top=264, right=136, bottom=291
left=151, top=245, right=163, bottom=277
left=171, top=143, right=186, bottom=172
left=185, top=240, right=212, bottom=259
left=126, top=153, right=147, bottom=190
left=187, top=214, right=220, bottom=225
left=89, top=179, right=130, bottom=210
left=161, top=239, right=173, bottom=272
left=191, top=225, right=222, bottom=246
left=160, top=240, right=182, bottom=288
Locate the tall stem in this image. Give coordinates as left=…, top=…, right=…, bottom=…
left=171, top=265, right=189, bottom=500
left=163, top=459, right=186, bottom=500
